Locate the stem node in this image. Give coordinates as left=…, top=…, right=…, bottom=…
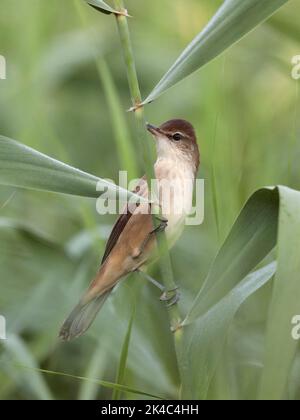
left=115, top=9, right=131, bottom=18
left=127, top=102, right=144, bottom=113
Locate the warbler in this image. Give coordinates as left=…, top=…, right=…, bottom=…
left=60, top=119, right=200, bottom=340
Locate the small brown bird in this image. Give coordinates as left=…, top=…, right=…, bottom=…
left=59, top=119, right=200, bottom=340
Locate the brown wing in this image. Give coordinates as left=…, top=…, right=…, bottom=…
left=101, top=176, right=147, bottom=264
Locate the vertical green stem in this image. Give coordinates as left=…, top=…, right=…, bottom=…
left=96, top=59, right=139, bottom=180
left=113, top=0, right=182, bottom=336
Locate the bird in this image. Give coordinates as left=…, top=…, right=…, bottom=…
left=59, top=119, right=200, bottom=341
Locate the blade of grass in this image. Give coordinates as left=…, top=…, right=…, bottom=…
left=181, top=185, right=300, bottom=399
left=3, top=335, right=54, bottom=400
left=180, top=262, right=277, bottom=399
left=9, top=364, right=164, bottom=400
left=112, top=304, right=135, bottom=400
left=183, top=187, right=279, bottom=325
left=0, top=135, right=143, bottom=201
left=142, top=0, right=290, bottom=105
left=259, top=187, right=300, bottom=400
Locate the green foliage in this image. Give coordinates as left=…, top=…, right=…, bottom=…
left=143, top=0, right=291, bottom=104
left=185, top=188, right=279, bottom=324
left=112, top=305, right=135, bottom=400
left=180, top=186, right=300, bottom=399
left=13, top=365, right=163, bottom=399
left=0, top=135, right=140, bottom=200
left=259, top=187, right=300, bottom=400
left=181, top=262, right=277, bottom=399
left=3, top=335, right=54, bottom=400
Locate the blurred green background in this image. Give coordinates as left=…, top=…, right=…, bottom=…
left=0, top=0, right=299, bottom=400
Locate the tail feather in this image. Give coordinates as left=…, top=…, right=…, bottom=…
left=59, top=290, right=111, bottom=341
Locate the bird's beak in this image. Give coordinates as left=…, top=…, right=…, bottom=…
left=146, top=123, right=162, bottom=137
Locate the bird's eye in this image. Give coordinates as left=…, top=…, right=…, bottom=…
left=172, top=133, right=182, bottom=141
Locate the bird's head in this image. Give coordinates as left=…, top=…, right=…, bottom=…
left=147, top=119, right=200, bottom=173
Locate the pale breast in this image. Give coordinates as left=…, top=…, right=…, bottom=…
left=155, top=158, right=194, bottom=247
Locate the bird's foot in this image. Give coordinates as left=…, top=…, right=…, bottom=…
left=160, top=286, right=180, bottom=308
left=151, top=216, right=168, bottom=234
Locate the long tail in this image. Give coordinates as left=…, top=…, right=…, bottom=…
left=59, top=290, right=112, bottom=341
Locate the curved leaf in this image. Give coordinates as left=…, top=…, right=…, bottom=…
left=0, top=135, right=140, bottom=201
left=183, top=187, right=279, bottom=325
left=180, top=262, right=277, bottom=400
left=143, top=0, right=290, bottom=105
left=181, top=186, right=300, bottom=399
left=259, top=187, right=300, bottom=400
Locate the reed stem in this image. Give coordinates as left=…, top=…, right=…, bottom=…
left=113, top=0, right=182, bottom=335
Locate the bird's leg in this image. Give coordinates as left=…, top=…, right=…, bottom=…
left=136, top=270, right=180, bottom=308
left=133, top=216, right=168, bottom=259
left=151, top=215, right=168, bottom=234
left=145, top=215, right=168, bottom=244
left=137, top=270, right=165, bottom=292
